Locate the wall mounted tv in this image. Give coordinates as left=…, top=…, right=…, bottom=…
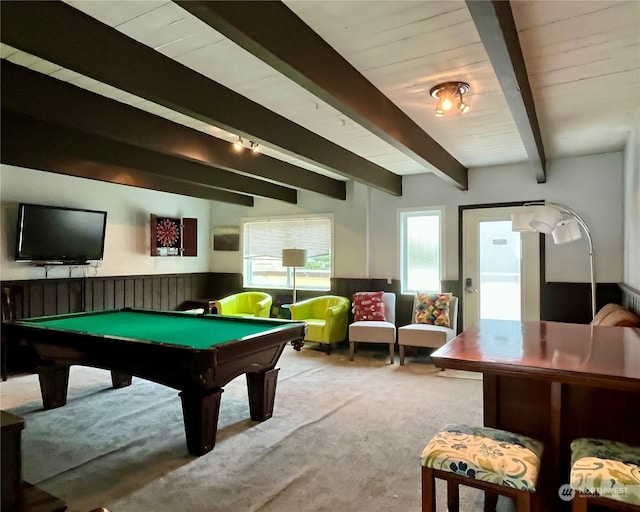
left=15, top=203, right=107, bottom=264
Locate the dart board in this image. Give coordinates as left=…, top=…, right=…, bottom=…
left=152, top=216, right=181, bottom=256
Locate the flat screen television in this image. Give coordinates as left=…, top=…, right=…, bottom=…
left=15, top=203, right=107, bottom=264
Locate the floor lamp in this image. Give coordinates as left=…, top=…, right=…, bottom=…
left=282, top=249, right=307, bottom=303
left=512, top=202, right=596, bottom=319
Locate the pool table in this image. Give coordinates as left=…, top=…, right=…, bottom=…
left=5, top=308, right=306, bottom=455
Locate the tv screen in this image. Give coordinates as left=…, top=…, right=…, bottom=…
left=15, top=203, right=107, bottom=263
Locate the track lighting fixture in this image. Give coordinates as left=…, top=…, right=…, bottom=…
left=232, top=136, right=244, bottom=152
left=250, top=141, right=260, bottom=153
left=430, top=81, right=470, bottom=117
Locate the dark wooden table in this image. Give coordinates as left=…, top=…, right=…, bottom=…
left=430, top=319, right=640, bottom=510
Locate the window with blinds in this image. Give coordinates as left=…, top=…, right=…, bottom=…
left=242, top=216, right=332, bottom=290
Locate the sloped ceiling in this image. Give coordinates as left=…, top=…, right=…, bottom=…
left=1, top=0, right=638, bottom=204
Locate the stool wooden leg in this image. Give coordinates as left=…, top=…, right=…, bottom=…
left=530, top=491, right=542, bottom=512
left=447, top=478, right=459, bottom=512
left=484, top=491, right=498, bottom=512
left=572, top=495, right=588, bottom=512
left=515, top=490, right=530, bottom=512
left=421, top=467, right=436, bottom=512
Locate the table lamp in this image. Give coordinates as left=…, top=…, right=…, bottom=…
left=282, top=248, right=307, bottom=303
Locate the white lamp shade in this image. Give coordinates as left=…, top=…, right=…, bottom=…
left=552, top=218, right=582, bottom=244
left=282, top=248, right=307, bottom=267
left=529, top=205, right=562, bottom=234
left=511, top=213, right=536, bottom=232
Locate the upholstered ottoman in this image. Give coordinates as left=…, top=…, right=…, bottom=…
left=570, top=438, right=640, bottom=510
left=420, top=423, right=543, bottom=512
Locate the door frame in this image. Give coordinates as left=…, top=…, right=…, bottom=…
left=458, top=201, right=545, bottom=331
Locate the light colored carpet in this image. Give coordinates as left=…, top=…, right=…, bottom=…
left=1, top=345, right=516, bottom=512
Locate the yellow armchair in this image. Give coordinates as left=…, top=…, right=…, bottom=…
left=288, top=295, right=350, bottom=354
left=214, top=292, right=272, bottom=318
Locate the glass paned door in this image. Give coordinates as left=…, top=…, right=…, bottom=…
left=463, top=206, right=540, bottom=328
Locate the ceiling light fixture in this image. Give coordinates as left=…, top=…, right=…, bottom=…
left=250, top=141, right=260, bottom=153
left=232, top=136, right=244, bottom=152
left=430, top=81, right=471, bottom=117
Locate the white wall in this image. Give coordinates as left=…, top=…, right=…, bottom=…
left=623, top=109, right=640, bottom=289
left=1, top=150, right=625, bottom=288
left=210, top=180, right=369, bottom=278
left=209, top=152, right=624, bottom=286
left=0, top=165, right=211, bottom=280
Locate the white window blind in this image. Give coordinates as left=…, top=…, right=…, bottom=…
left=243, top=216, right=332, bottom=290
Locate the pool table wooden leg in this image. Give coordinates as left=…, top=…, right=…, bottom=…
left=179, top=388, right=223, bottom=456
left=37, top=364, right=70, bottom=409
left=246, top=368, right=279, bottom=421
left=110, top=370, right=132, bottom=388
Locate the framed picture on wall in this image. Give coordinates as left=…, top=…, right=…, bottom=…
left=213, top=225, right=240, bottom=251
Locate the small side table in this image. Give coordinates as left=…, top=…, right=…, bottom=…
left=1, top=410, right=24, bottom=512
left=278, top=304, right=292, bottom=320
left=180, top=298, right=217, bottom=314
left=1, top=410, right=67, bottom=512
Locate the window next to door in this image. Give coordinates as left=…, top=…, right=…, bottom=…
left=399, top=208, right=443, bottom=295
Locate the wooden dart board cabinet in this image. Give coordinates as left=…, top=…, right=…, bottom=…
left=150, top=214, right=197, bottom=257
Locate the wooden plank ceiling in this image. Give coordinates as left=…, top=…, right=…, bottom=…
left=1, top=0, right=638, bottom=205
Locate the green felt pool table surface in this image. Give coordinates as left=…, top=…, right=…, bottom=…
left=27, top=309, right=294, bottom=349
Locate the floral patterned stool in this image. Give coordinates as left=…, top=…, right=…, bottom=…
left=420, top=424, right=543, bottom=512
left=570, top=438, right=640, bottom=511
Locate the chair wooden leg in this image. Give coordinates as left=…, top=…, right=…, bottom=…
left=399, top=345, right=405, bottom=365
left=447, top=478, right=460, bottom=512
left=421, top=467, right=436, bottom=512
left=388, top=343, right=394, bottom=364
left=349, top=342, right=355, bottom=361
left=326, top=343, right=331, bottom=355
left=484, top=491, right=499, bottom=512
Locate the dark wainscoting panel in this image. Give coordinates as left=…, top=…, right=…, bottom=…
left=2, top=273, right=212, bottom=320
left=2, top=271, right=624, bottom=377
left=540, top=282, right=621, bottom=324
left=3, top=273, right=620, bottom=326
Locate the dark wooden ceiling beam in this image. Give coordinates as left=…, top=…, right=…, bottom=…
left=1, top=109, right=296, bottom=203
left=1, top=61, right=344, bottom=201
left=177, top=0, right=468, bottom=191
left=1, top=111, right=254, bottom=206
left=0, top=0, right=401, bottom=196
left=466, top=0, right=546, bottom=182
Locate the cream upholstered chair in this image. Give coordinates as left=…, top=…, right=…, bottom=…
left=348, top=292, right=396, bottom=364
left=398, top=293, right=458, bottom=365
